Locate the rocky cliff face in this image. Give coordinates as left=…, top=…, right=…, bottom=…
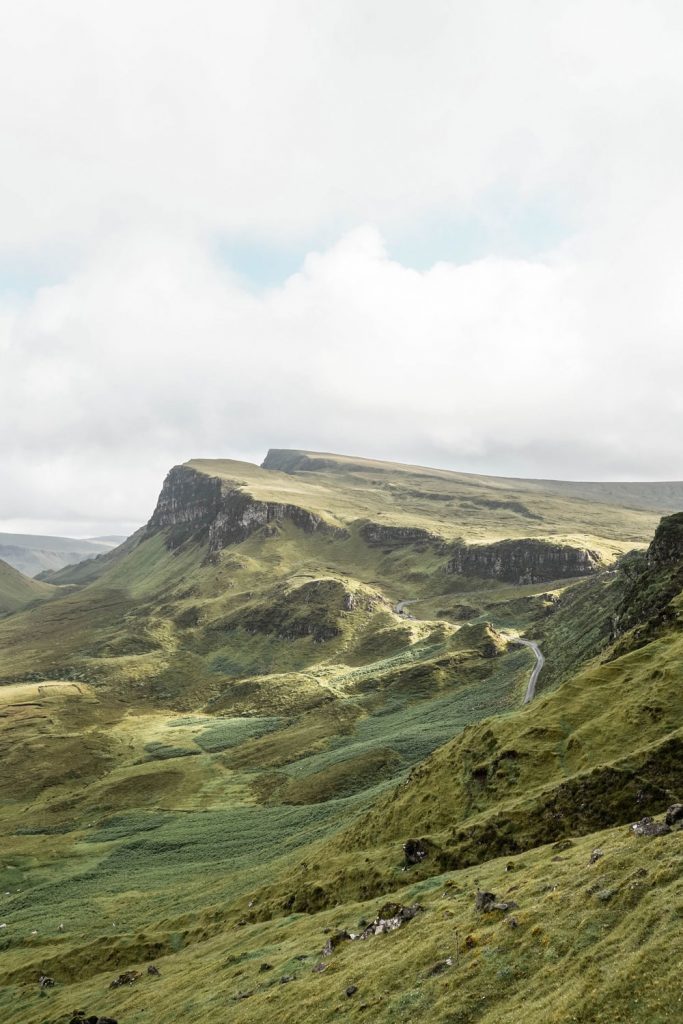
left=612, top=512, right=683, bottom=644
left=447, top=538, right=603, bottom=584
left=359, top=522, right=444, bottom=550
left=148, top=465, right=338, bottom=552
left=647, top=511, right=683, bottom=568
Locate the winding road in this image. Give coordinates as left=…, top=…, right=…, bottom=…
left=504, top=636, right=544, bottom=703
left=393, top=598, right=544, bottom=704
left=394, top=599, right=418, bottom=617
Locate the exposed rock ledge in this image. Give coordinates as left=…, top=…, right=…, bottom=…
left=447, top=538, right=604, bottom=584
left=148, top=466, right=343, bottom=552
left=359, top=522, right=445, bottom=550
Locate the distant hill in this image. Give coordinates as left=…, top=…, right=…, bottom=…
left=0, top=532, right=125, bottom=577
left=0, top=558, right=55, bottom=614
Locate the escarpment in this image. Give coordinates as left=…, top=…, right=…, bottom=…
left=447, top=538, right=604, bottom=584
left=148, top=465, right=341, bottom=552
left=611, top=511, right=683, bottom=643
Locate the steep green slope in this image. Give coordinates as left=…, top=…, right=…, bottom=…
left=6, top=824, right=678, bottom=1024
left=0, top=557, right=55, bottom=615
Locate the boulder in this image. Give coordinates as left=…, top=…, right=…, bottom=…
left=631, top=816, right=671, bottom=837
left=403, top=838, right=429, bottom=866
left=109, top=970, right=141, bottom=989
left=358, top=902, right=423, bottom=939
left=322, top=930, right=352, bottom=956
left=665, top=803, right=683, bottom=826
left=475, top=890, right=517, bottom=913
left=475, top=890, right=497, bottom=912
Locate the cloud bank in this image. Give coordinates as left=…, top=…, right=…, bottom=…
left=1, top=1, right=683, bottom=533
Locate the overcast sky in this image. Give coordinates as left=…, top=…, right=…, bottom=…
left=2, top=0, right=683, bottom=536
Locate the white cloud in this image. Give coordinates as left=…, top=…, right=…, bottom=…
left=1, top=1, right=683, bottom=532
left=2, top=220, right=683, bottom=533
left=1, top=0, right=682, bottom=253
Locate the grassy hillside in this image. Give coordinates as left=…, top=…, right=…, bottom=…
left=0, top=452, right=681, bottom=1023
left=4, top=822, right=678, bottom=1024
left=0, top=558, right=55, bottom=615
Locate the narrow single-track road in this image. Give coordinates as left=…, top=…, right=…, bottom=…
left=507, top=637, right=544, bottom=703
left=394, top=599, right=418, bottom=617
left=394, top=597, right=544, bottom=705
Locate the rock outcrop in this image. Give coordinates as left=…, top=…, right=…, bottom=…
left=359, top=522, right=444, bottom=550
left=631, top=816, right=671, bottom=837
left=148, top=465, right=340, bottom=552
left=647, top=512, right=683, bottom=568
left=447, top=538, right=603, bottom=584
left=612, top=512, right=683, bottom=644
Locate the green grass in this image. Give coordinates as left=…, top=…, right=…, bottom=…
left=2, top=825, right=680, bottom=1024
left=0, top=558, right=55, bottom=615
left=194, top=716, right=282, bottom=752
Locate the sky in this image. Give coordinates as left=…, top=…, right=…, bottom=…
left=2, top=0, right=683, bottom=536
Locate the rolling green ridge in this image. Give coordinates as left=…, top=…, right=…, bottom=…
left=0, top=452, right=681, bottom=1024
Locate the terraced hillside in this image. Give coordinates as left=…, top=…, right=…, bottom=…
left=0, top=452, right=681, bottom=1024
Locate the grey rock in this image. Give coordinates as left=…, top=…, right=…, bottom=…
left=109, top=970, right=140, bottom=988
left=631, top=816, right=671, bottom=837
left=475, top=890, right=497, bottom=912
left=665, top=803, right=683, bottom=826
left=358, top=902, right=423, bottom=939
left=447, top=539, right=602, bottom=584
left=322, top=930, right=352, bottom=956
left=475, top=890, right=517, bottom=913
left=403, top=838, right=429, bottom=866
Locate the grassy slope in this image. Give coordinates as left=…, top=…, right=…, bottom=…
left=5, top=825, right=679, bottom=1024
left=0, top=558, right=55, bottom=615
left=0, top=452, right=682, bottom=1022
